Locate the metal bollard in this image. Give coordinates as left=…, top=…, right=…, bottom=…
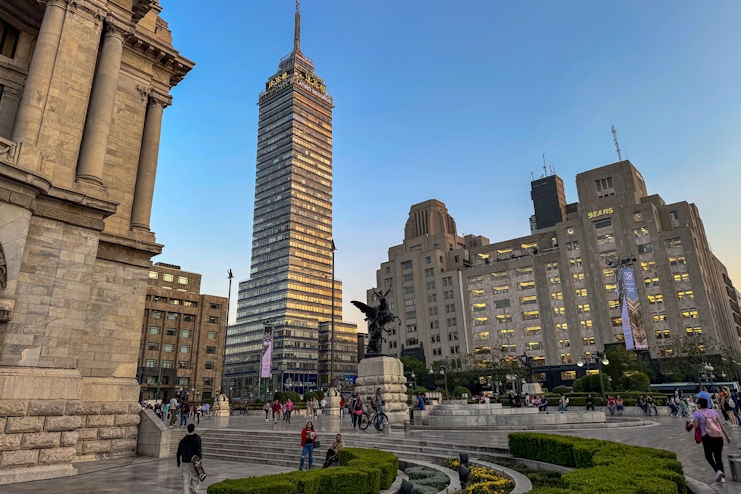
left=729, top=455, right=741, bottom=481
left=383, top=423, right=390, bottom=435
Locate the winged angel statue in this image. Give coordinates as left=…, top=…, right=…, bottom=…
left=352, top=288, right=400, bottom=357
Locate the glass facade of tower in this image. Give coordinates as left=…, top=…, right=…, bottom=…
left=224, top=11, right=351, bottom=399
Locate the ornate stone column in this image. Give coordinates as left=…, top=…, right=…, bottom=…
left=10, top=0, right=67, bottom=144
left=130, top=91, right=169, bottom=231
left=75, top=14, right=132, bottom=188
left=0, top=87, right=24, bottom=139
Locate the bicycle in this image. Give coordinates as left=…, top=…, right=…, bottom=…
left=359, top=406, right=389, bottom=431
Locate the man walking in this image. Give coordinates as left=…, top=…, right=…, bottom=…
left=177, top=424, right=202, bottom=494
left=170, top=397, right=179, bottom=427
left=320, top=397, right=327, bottom=416
left=202, top=402, right=210, bottom=419
left=180, top=400, right=189, bottom=427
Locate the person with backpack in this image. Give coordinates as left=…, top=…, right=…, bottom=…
left=691, top=397, right=731, bottom=483
left=177, top=423, right=203, bottom=493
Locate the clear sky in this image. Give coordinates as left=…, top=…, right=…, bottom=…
left=154, top=0, right=741, bottom=330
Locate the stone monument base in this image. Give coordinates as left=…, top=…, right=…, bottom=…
left=355, top=356, right=409, bottom=424
left=214, top=394, right=230, bottom=417
left=324, top=388, right=341, bottom=416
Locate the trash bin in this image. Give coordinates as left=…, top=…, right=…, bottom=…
left=728, top=454, right=741, bottom=482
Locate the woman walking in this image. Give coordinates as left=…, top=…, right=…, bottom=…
left=692, top=397, right=731, bottom=483
left=263, top=402, right=271, bottom=422
left=721, top=387, right=737, bottom=426
left=299, top=421, right=317, bottom=471
left=284, top=398, right=293, bottom=424
left=352, top=393, right=363, bottom=430
left=271, top=399, right=282, bottom=424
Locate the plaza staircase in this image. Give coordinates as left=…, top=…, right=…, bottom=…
left=198, top=429, right=512, bottom=468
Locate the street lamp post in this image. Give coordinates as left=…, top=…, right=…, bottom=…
left=577, top=352, right=610, bottom=397
left=330, top=239, right=336, bottom=386
left=440, top=361, right=450, bottom=395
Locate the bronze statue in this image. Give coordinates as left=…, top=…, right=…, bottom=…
left=352, top=288, right=400, bottom=357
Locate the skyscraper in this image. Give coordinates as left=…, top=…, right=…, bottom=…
left=224, top=5, right=356, bottom=398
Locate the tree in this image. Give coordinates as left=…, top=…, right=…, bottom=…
left=401, top=356, right=429, bottom=387
left=658, top=334, right=721, bottom=383
left=603, top=345, right=639, bottom=384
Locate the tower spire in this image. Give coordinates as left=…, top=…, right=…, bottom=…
left=294, top=0, right=301, bottom=53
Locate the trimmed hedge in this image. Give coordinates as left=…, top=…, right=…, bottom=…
left=207, top=448, right=397, bottom=494
left=508, top=433, right=685, bottom=494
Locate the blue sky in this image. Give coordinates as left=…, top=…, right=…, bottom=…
left=154, top=1, right=741, bottom=329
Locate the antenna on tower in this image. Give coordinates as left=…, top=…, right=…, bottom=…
left=542, top=153, right=547, bottom=178
left=611, top=119, right=623, bottom=161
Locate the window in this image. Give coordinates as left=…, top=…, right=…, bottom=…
left=447, top=317, right=457, bottom=327
left=612, top=317, right=622, bottom=327
left=614, top=333, right=625, bottom=342
left=561, top=371, right=576, bottom=380
left=183, top=301, right=196, bottom=307
left=181, top=330, right=192, bottom=338
left=167, top=312, right=179, bottom=321
left=527, top=342, right=544, bottom=351
left=633, top=212, right=643, bottom=222
left=208, top=331, right=217, bottom=339
left=402, top=273, right=414, bottom=282
left=205, top=361, right=215, bottom=370
left=686, top=327, right=702, bottom=336
left=145, top=359, right=157, bottom=367
left=170, top=298, right=181, bottom=305
left=652, top=312, right=667, bottom=322
left=682, top=309, right=699, bottom=319
left=180, top=345, right=190, bottom=353
left=637, top=244, right=653, bottom=255
left=151, top=310, right=161, bottom=319
left=605, top=284, right=617, bottom=293
left=501, top=344, right=516, bottom=353
left=163, top=274, right=174, bottom=282
left=165, top=328, right=176, bottom=336
left=496, top=314, right=512, bottom=324
left=493, top=299, right=510, bottom=309
left=183, top=314, right=195, bottom=322
left=178, top=276, right=188, bottom=285
left=634, top=227, right=650, bottom=238
left=644, top=277, right=660, bottom=287
left=209, top=316, right=219, bottom=324
left=206, top=346, right=216, bottom=354
left=425, top=256, right=431, bottom=264
left=674, top=273, right=690, bottom=283
left=473, top=317, right=488, bottom=326
left=570, top=258, right=585, bottom=269
left=595, top=177, right=615, bottom=197
left=492, top=285, right=509, bottom=294
left=546, top=261, right=558, bottom=271
left=558, top=339, right=570, bottom=348
left=468, top=275, right=483, bottom=284
left=386, top=266, right=391, bottom=274
left=500, top=329, right=514, bottom=337
left=647, top=294, right=664, bottom=304
left=517, top=281, right=535, bottom=291
left=520, top=295, right=537, bottom=305
left=428, top=307, right=437, bottom=316
left=567, top=227, right=575, bottom=236
left=549, top=276, right=561, bottom=285
left=162, top=360, right=173, bottom=368
left=575, top=288, right=588, bottom=297
left=641, top=260, right=657, bottom=271
left=525, top=326, right=542, bottom=335
left=164, top=344, right=175, bottom=352
left=573, top=273, right=585, bottom=282
left=522, top=310, right=539, bottom=320
left=515, top=266, right=534, bottom=275
left=553, top=307, right=566, bottom=316
left=444, top=289, right=454, bottom=300
left=178, top=377, right=190, bottom=386
left=595, top=219, right=612, bottom=229
left=149, top=326, right=160, bottom=335
left=655, top=330, right=672, bottom=340
left=426, top=281, right=436, bottom=290
left=597, top=234, right=615, bottom=245
left=147, top=342, right=159, bottom=351
left=404, top=298, right=415, bottom=307
left=149, top=271, right=158, bottom=279
left=608, top=300, right=620, bottom=310
left=406, top=324, right=417, bottom=333
left=401, top=261, right=412, bottom=270
left=425, top=268, right=434, bottom=277
left=577, top=304, right=591, bottom=313
left=472, top=303, right=486, bottom=312
left=603, top=268, right=615, bottom=278
left=600, top=250, right=618, bottom=261
left=556, top=322, right=568, bottom=332
left=582, top=337, right=596, bottom=346
left=203, top=378, right=214, bottom=386
left=560, top=353, right=573, bottom=364
left=446, top=303, right=455, bottom=313
left=551, top=291, right=563, bottom=301
left=670, top=211, right=679, bottom=221
left=428, top=293, right=437, bottom=302
left=669, top=256, right=687, bottom=267
left=567, top=241, right=580, bottom=251
left=405, top=311, right=416, bottom=319
left=666, top=238, right=682, bottom=249
left=678, top=290, right=694, bottom=300
left=580, top=320, right=593, bottom=329
left=471, top=289, right=485, bottom=298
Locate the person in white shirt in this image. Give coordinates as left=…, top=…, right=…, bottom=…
left=320, top=398, right=327, bottom=416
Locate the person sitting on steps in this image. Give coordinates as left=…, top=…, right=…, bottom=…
left=322, top=434, right=345, bottom=468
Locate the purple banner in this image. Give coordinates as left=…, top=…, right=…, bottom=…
left=260, top=326, right=273, bottom=378
left=621, top=267, right=648, bottom=350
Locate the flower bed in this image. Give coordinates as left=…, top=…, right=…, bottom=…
left=207, top=448, right=398, bottom=494
left=444, top=458, right=515, bottom=494
left=508, top=433, right=685, bottom=494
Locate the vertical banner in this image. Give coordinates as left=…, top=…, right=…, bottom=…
left=621, top=267, right=649, bottom=350
left=261, top=325, right=273, bottom=378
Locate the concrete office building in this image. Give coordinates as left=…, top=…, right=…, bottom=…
left=0, top=0, right=192, bottom=483
left=371, top=161, right=741, bottom=387
left=224, top=6, right=356, bottom=399
left=137, top=263, right=227, bottom=403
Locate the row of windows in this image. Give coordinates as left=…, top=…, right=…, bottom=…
left=149, top=272, right=189, bottom=284
left=143, top=360, right=216, bottom=369
left=147, top=328, right=218, bottom=339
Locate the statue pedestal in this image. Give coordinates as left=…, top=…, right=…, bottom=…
left=325, top=388, right=342, bottom=416
left=355, top=356, right=409, bottom=425
left=214, top=393, right=230, bottom=417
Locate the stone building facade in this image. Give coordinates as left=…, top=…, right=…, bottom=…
left=0, top=0, right=192, bottom=484
left=370, top=161, right=741, bottom=388
left=137, top=262, right=227, bottom=403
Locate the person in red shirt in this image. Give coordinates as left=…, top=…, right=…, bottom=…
left=607, top=395, right=617, bottom=416
left=300, top=421, right=317, bottom=470
left=271, top=400, right=282, bottom=424
left=339, top=397, right=345, bottom=418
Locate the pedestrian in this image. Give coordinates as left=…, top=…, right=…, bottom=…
left=586, top=394, right=595, bottom=411
left=416, top=393, right=425, bottom=411
left=305, top=397, right=313, bottom=419
left=263, top=402, right=271, bottom=422
left=616, top=395, right=624, bottom=415
left=558, top=394, right=568, bottom=411
left=352, top=393, right=363, bottom=430
left=322, top=434, right=345, bottom=468
left=607, top=395, right=616, bottom=416
left=202, top=402, right=210, bottom=419
left=177, top=423, right=203, bottom=494
left=697, top=386, right=712, bottom=404
left=677, top=396, right=691, bottom=417
left=668, top=397, right=679, bottom=417
left=180, top=400, right=189, bottom=427
left=637, top=395, right=648, bottom=414
left=285, top=398, right=293, bottom=423
left=691, top=397, right=731, bottom=483
left=190, top=404, right=195, bottom=419
left=272, top=399, right=281, bottom=424
left=320, top=397, right=327, bottom=416
left=721, top=387, right=737, bottom=426
left=196, top=404, right=202, bottom=424
left=170, top=397, right=179, bottom=427
left=312, top=398, right=319, bottom=419
left=339, top=397, right=345, bottom=418
left=732, top=389, right=741, bottom=424
left=162, top=402, right=170, bottom=424
left=645, top=395, right=658, bottom=415
left=299, top=421, right=317, bottom=471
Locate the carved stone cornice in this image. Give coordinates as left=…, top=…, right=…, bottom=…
left=34, top=203, right=106, bottom=231
left=99, top=232, right=163, bottom=255
left=66, top=0, right=105, bottom=22
left=2, top=87, right=23, bottom=100
left=131, top=0, right=158, bottom=24
left=104, top=14, right=135, bottom=41
left=148, top=91, right=171, bottom=109
left=96, top=245, right=152, bottom=268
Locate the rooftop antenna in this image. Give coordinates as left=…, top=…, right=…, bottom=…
left=610, top=119, right=622, bottom=161
left=293, top=0, right=301, bottom=53
left=542, top=153, right=547, bottom=178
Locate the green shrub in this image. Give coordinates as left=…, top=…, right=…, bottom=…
left=551, top=386, right=571, bottom=394
left=508, top=433, right=685, bottom=494
left=207, top=448, right=397, bottom=494
left=453, top=385, right=472, bottom=398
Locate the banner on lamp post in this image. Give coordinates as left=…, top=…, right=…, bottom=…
left=260, top=325, right=273, bottom=378
left=620, top=267, right=649, bottom=350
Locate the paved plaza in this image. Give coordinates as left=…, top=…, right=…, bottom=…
left=4, top=411, right=741, bottom=493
